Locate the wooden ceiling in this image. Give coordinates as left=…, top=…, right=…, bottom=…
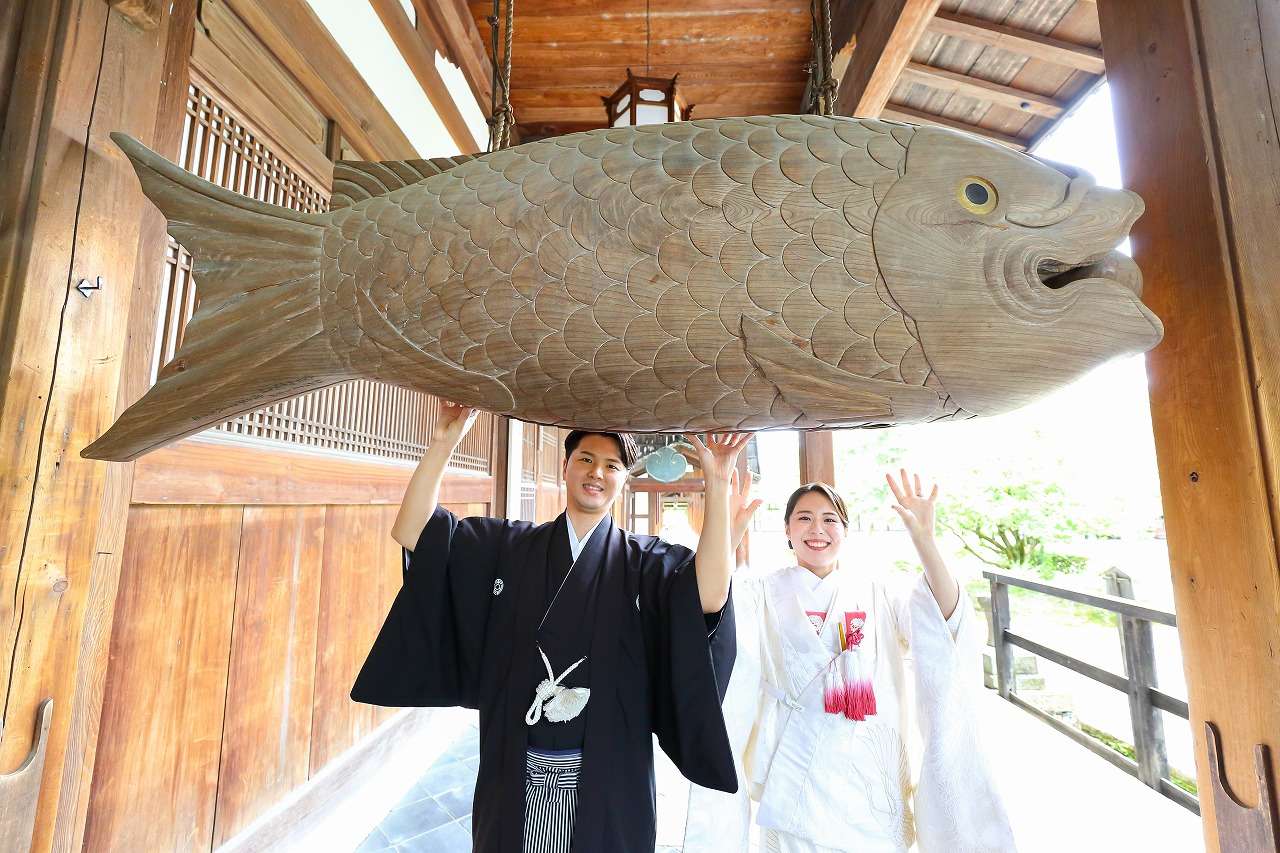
left=466, top=0, right=1104, bottom=151
left=466, top=0, right=814, bottom=139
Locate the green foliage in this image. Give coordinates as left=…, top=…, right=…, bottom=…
left=834, top=427, right=1114, bottom=580
left=1079, top=723, right=1198, bottom=796
left=936, top=478, right=1107, bottom=579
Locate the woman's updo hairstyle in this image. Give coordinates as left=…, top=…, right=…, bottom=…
left=783, top=483, right=850, bottom=549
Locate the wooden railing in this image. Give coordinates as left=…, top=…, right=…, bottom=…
left=984, top=569, right=1198, bottom=814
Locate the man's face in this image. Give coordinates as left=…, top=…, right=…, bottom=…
left=562, top=434, right=628, bottom=515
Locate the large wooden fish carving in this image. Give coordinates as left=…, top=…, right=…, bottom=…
left=83, top=116, right=1162, bottom=461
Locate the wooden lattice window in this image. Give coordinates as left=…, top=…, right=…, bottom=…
left=152, top=76, right=493, bottom=471
left=539, top=428, right=561, bottom=484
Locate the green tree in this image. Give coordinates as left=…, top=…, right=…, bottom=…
left=936, top=478, right=1109, bottom=578
left=836, top=430, right=907, bottom=531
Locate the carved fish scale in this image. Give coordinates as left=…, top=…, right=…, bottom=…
left=321, top=115, right=933, bottom=432
left=84, top=117, right=1162, bottom=461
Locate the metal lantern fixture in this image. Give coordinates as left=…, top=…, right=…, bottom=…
left=602, top=69, right=692, bottom=127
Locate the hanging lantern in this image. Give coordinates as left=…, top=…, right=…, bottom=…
left=645, top=443, right=690, bottom=483
left=602, top=69, right=692, bottom=127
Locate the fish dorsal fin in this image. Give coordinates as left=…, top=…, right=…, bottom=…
left=329, top=155, right=481, bottom=209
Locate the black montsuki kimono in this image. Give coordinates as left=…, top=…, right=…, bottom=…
left=351, top=507, right=738, bottom=853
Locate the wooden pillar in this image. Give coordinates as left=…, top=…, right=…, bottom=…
left=1098, top=2, right=1280, bottom=849
left=798, top=430, right=836, bottom=486
left=0, top=2, right=195, bottom=851
left=491, top=415, right=510, bottom=518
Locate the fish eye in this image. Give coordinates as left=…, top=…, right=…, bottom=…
left=957, top=177, right=999, bottom=215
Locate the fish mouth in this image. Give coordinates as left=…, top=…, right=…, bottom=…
left=995, top=236, right=1145, bottom=322
left=1034, top=249, right=1142, bottom=297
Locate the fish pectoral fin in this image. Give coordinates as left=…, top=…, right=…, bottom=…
left=740, top=317, right=939, bottom=424
left=741, top=318, right=892, bottom=421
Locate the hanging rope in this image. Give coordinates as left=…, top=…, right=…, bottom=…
left=805, top=0, right=838, bottom=116
left=486, top=0, right=516, bottom=151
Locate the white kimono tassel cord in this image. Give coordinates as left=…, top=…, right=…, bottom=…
left=525, top=647, right=590, bottom=725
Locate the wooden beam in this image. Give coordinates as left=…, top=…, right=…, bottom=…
left=927, top=11, right=1105, bottom=75
left=834, top=0, right=941, bottom=117
left=369, top=0, right=482, bottom=152
left=414, top=0, right=491, bottom=112
left=514, top=101, right=797, bottom=123
left=107, top=0, right=162, bottom=29
left=898, top=62, right=1066, bottom=118
left=53, top=6, right=199, bottom=851
left=1098, top=1, right=1280, bottom=849
left=131, top=437, right=492, bottom=506
left=798, top=431, right=835, bottom=486
left=221, top=0, right=417, bottom=160
left=882, top=104, right=1028, bottom=150
left=629, top=478, right=707, bottom=494
left=189, top=30, right=333, bottom=188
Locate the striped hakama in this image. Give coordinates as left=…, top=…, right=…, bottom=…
left=523, top=748, right=582, bottom=853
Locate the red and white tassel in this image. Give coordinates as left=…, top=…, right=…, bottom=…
left=823, top=662, right=846, bottom=715
left=840, top=650, right=877, bottom=721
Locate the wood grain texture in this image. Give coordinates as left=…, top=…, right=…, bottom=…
left=187, top=43, right=332, bottom=200
left=83, top=505, right=242, bottom=852
left=881, top=104, right=1026, bottom=150
left=107, top=0, right=162, bottom=30
left=835, top=0, right=942, bottom=117
left=1205, top=722, right=1280, bottom=853
left=413, top=0, right=492, bottom=111
left=220, top=0, right=416, bottom=161
left=131, top=436, right=492, bottom=505
left=1099, top=1, right=1280, bottom=849
left=369, top=0, right=483, bottom=152
left=0, top=699, right=52, bottom=853
left=898, top=0, right=1103, bottom=147
left=212, top=505, right=325, bottom=847
left=86, top=115, right=1162, bottom=462
left=898, top=61, right=1065, bottom=118
left=308, top=505, right=400, bottom=774
left=0, top=0, right=27, bottom=124
left=798, top=431, right=835, bottom=486
left=52, top=6, right=198, bottom=852
left=0, top=4, right=188, bottom=852
left=926, top=10, right=1104, bottom=75
left=192, top=0, right=331, bottom=185
left=216, top=708, right=448, bottom=853
left=466, top=0, right=811, bottom=133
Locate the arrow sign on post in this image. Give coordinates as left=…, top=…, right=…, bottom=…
left=76, top=276, right=103, bottom=298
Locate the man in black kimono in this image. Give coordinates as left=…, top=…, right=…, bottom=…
left=352, top=401, right=748, bottom=853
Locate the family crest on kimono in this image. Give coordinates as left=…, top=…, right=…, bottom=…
left=686, top=471, right=1017, bottom=853
left=351, top=400, right=748, bottom=853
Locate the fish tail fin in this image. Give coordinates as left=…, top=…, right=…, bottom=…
left=82, top=133, right=343, bottom=461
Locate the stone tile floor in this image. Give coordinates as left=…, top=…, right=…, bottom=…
left=354, top=722, right=480, bottom=853
left=351, top=688, right=1204, bottom=852
left=352, top=713, right=693, bottom=852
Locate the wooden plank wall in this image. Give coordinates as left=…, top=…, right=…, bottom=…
left=0, top=5, right=197, bottom=852
left=0, top=2, right=494, bottom=851
left=85, top=495, right=491, bottom=850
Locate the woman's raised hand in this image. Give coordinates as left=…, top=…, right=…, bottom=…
left=885, top=467, right=938, bottom=543
left=729, top=467, right=762, bottom=550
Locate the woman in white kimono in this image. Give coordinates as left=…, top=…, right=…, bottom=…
left=686, top=471, right=1015, bottom=853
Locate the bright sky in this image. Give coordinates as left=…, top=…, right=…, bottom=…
left=306, top=0, right=488, bottom=156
